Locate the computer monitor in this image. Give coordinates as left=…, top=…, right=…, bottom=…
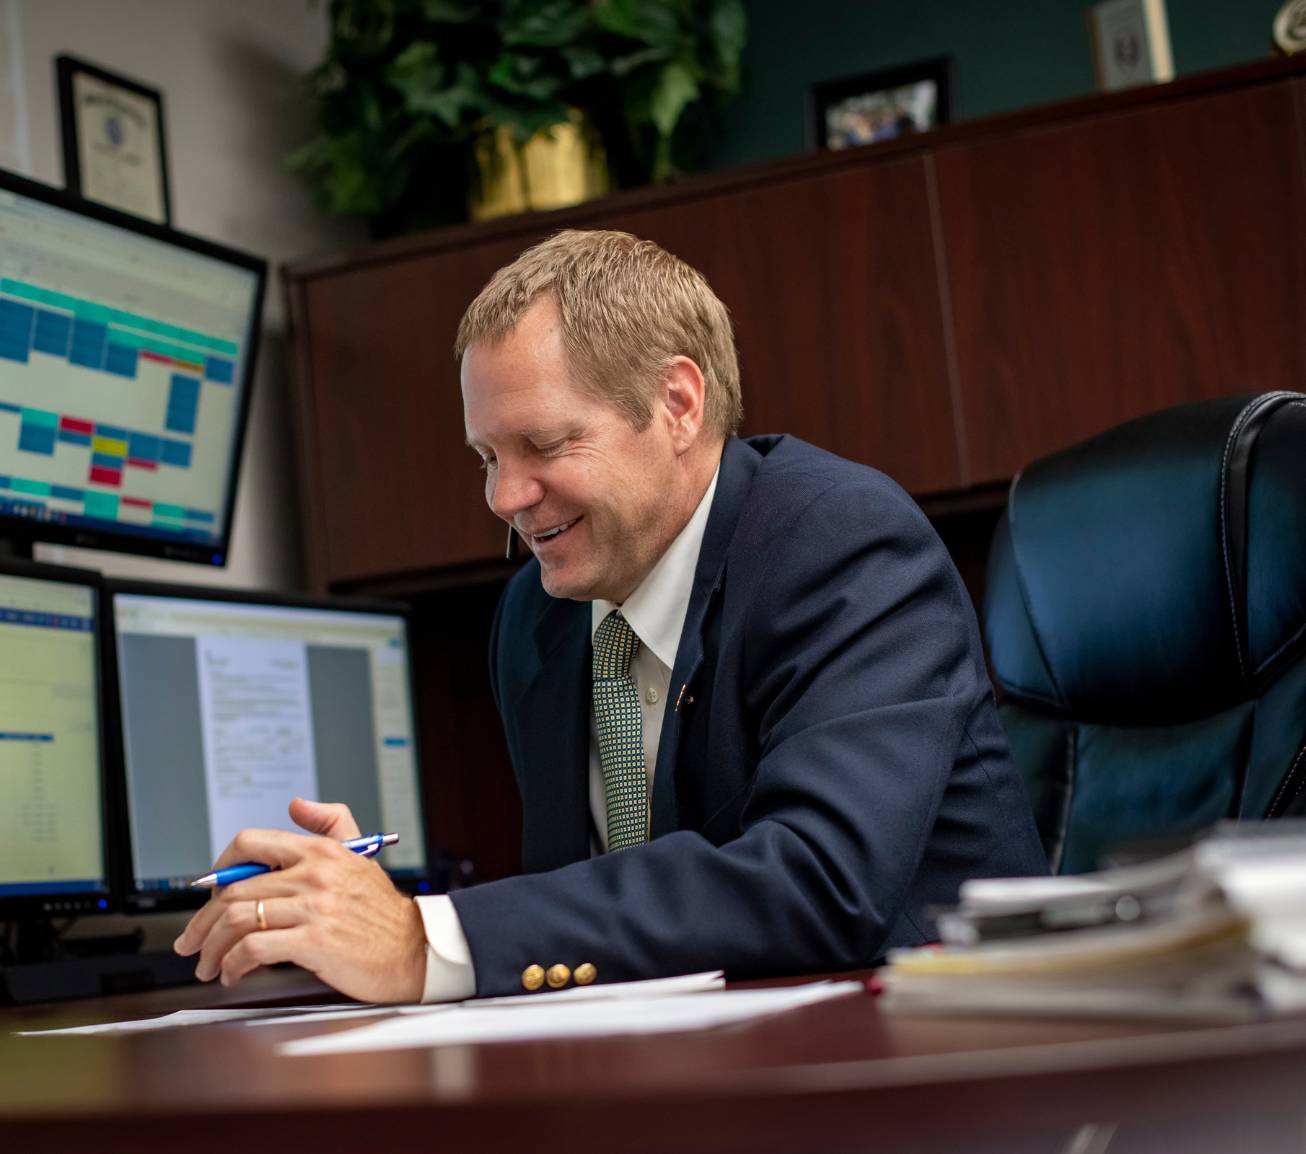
left=106, top=582, right=429, bottom=908
left=0, top=559, right=111, bottom=917
left=0, top=170, right=265, bottom=565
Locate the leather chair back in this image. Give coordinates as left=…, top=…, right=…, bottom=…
left=983, top=392, right=1306, bottom=873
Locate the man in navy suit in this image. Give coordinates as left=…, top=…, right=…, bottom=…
left=177, top=230, right=1046, bottom=1001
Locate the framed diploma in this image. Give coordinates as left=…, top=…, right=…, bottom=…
left=56, top=54, right=171, bottom=224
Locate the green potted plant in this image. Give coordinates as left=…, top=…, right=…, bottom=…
left=287, top=0, right=747, bottom=236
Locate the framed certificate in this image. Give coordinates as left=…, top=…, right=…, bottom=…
left=56, top=54, right=171, bottom=224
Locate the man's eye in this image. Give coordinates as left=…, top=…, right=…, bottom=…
left=479, top=456, right=497, bottom=472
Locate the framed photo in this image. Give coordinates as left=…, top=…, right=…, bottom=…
left=1088, top=0, right=1174, bottom=92
left=56, top=54, right=171, bottom=224
left=809, top=57, right=952, bottom=152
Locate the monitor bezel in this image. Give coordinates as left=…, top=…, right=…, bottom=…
left=0, top=169, right=267, bottom=567
left=102, top=577, right=432, bottom=913
left=0, top=556, right=114, bottom=921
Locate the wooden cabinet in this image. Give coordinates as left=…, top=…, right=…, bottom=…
left=935, top=78, right=1306, bottom=484
left=286, top=57, right=1306, bottom=593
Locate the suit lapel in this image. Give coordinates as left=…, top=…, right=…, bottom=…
left=650, top=437, right=763, bottom=838
left=513, top=594, right=591, bottom=870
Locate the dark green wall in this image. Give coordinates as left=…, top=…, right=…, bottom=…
left=709, top=0, right=1283, bottom=169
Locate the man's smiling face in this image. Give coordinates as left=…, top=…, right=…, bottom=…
left=461, top=297, right=686, bottom=603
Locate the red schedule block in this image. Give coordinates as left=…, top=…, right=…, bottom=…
left=121, top=497, right=151, bottom=510
left=89, top=466, right=122, bottom=487
left=126, top=458, right=158, bottom=471
left=60, top=415, right=95, bottom=435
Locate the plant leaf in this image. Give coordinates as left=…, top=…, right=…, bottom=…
left=648, top=59, right=699, bottom=138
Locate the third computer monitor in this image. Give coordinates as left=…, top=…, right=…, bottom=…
left=0, top=560, right=109, bottom=917
left=108, top=583, right=428, bottom=904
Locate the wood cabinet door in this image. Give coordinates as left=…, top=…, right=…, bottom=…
left=600, top=158, right=963, bottom=495
left=298, top=238, right=535, bottom=584
left=935, top=79, right=1306, bottom=484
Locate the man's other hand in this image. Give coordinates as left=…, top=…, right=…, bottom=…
left=173, top=799, right=426, bottom=1003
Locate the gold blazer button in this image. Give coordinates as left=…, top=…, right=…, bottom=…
left=521, top=964, right=545, bottom=991
left=574, top=962, right=597, bottom=985
left=546, top=963, right=571, bottom=989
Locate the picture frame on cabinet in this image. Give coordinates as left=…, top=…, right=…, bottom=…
left=808, top=57, right=952, bottom=152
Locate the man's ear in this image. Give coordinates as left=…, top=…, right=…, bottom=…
left=659, top=356, right=707, bottom=454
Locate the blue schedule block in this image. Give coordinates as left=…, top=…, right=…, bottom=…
left=185, top=509, right=215, bottom=523
left=104, top=343, right=138, bottom=378
left=19, top=423, right=56, bottom=455
left=0, top=298, right=33, bottom=363
left=161, top=439, right=192, bottom=468
left=33, top=309, right=72, bottom=357
left=127, top=432, right=161, bottom=462
left=52, top=485, right=85, bottom=502
left=0, top=402, right=20, bottom=415
left=57, top=430, right=92, bottom=447
left=166, top=374, right=200, bottom=435
left=95, top=423, right=128, bottom=442
left=69, top=319, right=107, bottom=369
left=91, top=451, right=122, bottom=470
left=205, top=356, right=235, bottom=384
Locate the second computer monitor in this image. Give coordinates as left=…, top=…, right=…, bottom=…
left=108, top=583, right=428, bottom=903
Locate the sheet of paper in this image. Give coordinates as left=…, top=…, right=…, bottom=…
left=17, top=1003, right=379, bottom=1036
left=280, top=981, right=865, bottom=1056
left=469, top=969, right=725, bottom=1008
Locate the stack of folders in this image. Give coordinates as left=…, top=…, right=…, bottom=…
left=881, top=824, right=1306, bottom=1022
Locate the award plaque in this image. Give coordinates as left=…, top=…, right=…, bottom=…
left=56, top=55, right=171, bottom=224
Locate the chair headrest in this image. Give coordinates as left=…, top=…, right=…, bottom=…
left=984, top=392, right=1306, bottom=723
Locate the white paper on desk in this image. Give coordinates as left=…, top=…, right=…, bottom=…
left=17, top=1003, right=380, bottom=1036
left=280, top=981, right=865, bottom=1057
left=468, top=969, right=725, bottom=1008
left=253, top=972, right=727, bottom=1027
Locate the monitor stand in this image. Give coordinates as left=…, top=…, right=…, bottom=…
left=0, top=919, right=197, bottom=1005
left=0, top=538, right=34, bottom=561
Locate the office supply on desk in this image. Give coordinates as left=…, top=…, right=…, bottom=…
left=0, top=169, right=266, bottom=568
left=107, top=582, right=432, bottom=911
left=190, top=832, right=399, bottom=888
left=882, top=825, right=1306, bottom=1022
left=279, top=980, right=865, bottom=1056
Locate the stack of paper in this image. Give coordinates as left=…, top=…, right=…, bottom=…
left=881, top=824, right=1306, bottom=1022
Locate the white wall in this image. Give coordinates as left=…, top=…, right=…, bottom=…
left=1, top=0, right=362, bottom=590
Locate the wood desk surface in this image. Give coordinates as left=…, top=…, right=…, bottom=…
left=3, top=969, right=1305, bottom=1154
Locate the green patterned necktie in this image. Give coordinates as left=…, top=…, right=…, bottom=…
left=593, top=610, right=648, bottom=851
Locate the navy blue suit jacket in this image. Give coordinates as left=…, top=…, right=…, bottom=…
left=450, top=434, right=1047, bottom=995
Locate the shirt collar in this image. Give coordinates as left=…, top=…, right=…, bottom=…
left=590, top=463, right=721, bottom=670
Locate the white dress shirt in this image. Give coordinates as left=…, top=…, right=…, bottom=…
left=414, top=465, right=721, bottom=1002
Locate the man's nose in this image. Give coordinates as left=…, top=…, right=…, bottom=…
left=489, top=464, right=544, bottom=521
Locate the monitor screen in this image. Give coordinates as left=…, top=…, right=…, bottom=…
left=109, top=585, right=428, bottom=901
left=0, top=172, right=265, bottom=565
left=0, top=563, right=109, bottom=912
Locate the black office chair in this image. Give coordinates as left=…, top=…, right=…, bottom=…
left=983, top=391, right=1306, bottom=873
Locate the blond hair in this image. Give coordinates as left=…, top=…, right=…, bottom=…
left=455, top=229, right=742, bottom=437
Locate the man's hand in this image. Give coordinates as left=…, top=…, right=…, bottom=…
left=174, top=799, right=427, bottom=1003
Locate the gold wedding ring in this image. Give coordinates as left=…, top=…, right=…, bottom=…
left=255, top=899, right=268, bottom=932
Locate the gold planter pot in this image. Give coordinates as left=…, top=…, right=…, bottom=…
left=470, top=113, right=609, bottom=222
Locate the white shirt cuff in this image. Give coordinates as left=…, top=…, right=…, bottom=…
left=414, top=894, right=477, bottom=1003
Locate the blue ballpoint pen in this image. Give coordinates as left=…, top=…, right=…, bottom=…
left=189, top=832, right=400, bottom=888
